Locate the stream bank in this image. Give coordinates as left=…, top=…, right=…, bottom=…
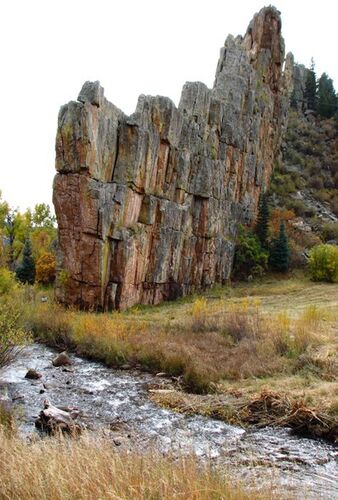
left=1, top=343, right=337, bottom=499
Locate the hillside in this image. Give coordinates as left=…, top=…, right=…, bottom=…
left=269, top=73, right=338, bottom=259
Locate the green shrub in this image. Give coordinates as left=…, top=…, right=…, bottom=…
left=233, top=226, right=268, bottom=280
left=308, top=244, right=338, bottom=283
left=0, top=268, right=16, bottom=294
left=309, top=176, right=324, bottom=190
left=314, top=190, right=331, bottom=203
left=320, top=223, right=338, bottom=242
left=286, top=199, right=308, bottom=217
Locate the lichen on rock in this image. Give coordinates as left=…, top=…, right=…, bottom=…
left=53, top=6, right=292, bottom=311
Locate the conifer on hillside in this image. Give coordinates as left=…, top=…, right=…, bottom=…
left=305, top=59, right=317, bottom=110
left=317, top=73, right=338, bottom=118
left=269, top=221, right=289, bottom=273
left=16, top=239, right=35, bottom=284
left=255, top=193, right=270, bottom=249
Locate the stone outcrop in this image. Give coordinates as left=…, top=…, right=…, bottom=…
left=53, top=6, right=292, bottom=311
left=290, top=62, right=310, bottom=112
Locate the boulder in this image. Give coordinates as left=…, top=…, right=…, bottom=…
left=52, top=351, right=72, bottom=367
left=25, top=369, right=42, bottom=380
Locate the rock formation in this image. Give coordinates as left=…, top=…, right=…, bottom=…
left=53, top=6, right=292, bottom=311
left=290, top=62, right=311, bottom=113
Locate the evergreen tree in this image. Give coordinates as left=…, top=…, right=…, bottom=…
left=16, top=238, right=35, bottom=284
left=317, top=73, right=338, bottom=118
left=255, top=193, right=269, bottom=249
left=269, top=221, right=289, bottom=273
left=305, top=58, right=317, bottom=111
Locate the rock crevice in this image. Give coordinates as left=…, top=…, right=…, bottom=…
left=53, top=6, right=292, bottom=310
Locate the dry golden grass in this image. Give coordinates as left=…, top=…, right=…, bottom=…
left=4, top=276, right=338, bottom=406
left=0, top=402, right=15, bottom=437
left=11, top=278, right=336, bottom=388
left=0, top=431, right=266, bottom=500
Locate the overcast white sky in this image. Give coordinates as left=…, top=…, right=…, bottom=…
left=0, top=0, right=337, bottom=212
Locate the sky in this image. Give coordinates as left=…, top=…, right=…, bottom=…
left=0, top=0, right=337, bottom=212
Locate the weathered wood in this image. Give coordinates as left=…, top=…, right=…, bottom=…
left=35, top=399, right=81, bottom=435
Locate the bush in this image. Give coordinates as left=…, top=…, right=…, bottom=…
left=0, top=303, right=31, bottom=369
left=233, top=227, right=268, bottom=280
left=314, top=189, right=331, bottom=204
left=309, top=176, right=324, bottom=190
left=0, top=268, right=16, bottom=294
left=36, top=252, right=56, bottom=284
left=320, top=223, right=338, bottom=242
left=270, top=209, right=295, bottom=237
left=286, top=199, right=308, bottom=217
left=190, top=298, right=209, bottom=332
left=308, top=244, right=338, bottom=283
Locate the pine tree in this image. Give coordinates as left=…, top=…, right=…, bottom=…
left=305, top=58, right=317, bottom=111
left=16, top=239, right=35, bottom=284
left=269, top=221, right=289, bottom=273
left=317, top=73, right=338, bottom=118
left=255, top=193, right=269, bottom=249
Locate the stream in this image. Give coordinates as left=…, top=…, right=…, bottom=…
left=1, top=343, right=337, bottom=499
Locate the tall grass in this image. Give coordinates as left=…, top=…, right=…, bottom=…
left=3, top=282, right=336, bottom=394
left=21, top=297, right=333, bottom=392
left=0, top=431, right=264, bottom=500
left=0, top=402, right=15, bottom=437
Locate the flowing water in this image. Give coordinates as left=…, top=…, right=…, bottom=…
left=1, top=344, right=337, bottom=499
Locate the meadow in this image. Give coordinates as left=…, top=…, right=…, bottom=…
left=2, top=273, right=336, bottom=440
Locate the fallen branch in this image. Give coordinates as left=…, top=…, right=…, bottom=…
left=35, top=400, right=81, bottom=435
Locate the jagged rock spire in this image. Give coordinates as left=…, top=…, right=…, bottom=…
left=53, top=6, right=291, bottom=311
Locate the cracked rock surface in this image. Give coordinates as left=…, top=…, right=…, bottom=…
left=53, top=6, right=292, bottom=310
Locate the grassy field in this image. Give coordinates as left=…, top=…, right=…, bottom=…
left=2, top=274, right=338, bottom=439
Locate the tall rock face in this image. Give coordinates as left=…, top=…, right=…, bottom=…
left=290, top=62, right=310, bottom=112
left=53, top=6, right=292, bottom=311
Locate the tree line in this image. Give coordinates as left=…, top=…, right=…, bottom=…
left=303, top=60, right=337, bottom=118
left=233, top=193, right=338, bottom=283
left=0, top=191, right=57, bottom=286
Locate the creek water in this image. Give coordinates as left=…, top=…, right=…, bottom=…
left=1, top=343, right=337, bottom=499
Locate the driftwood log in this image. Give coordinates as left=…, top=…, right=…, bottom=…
left=35, top=399, right=81, bottom=435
